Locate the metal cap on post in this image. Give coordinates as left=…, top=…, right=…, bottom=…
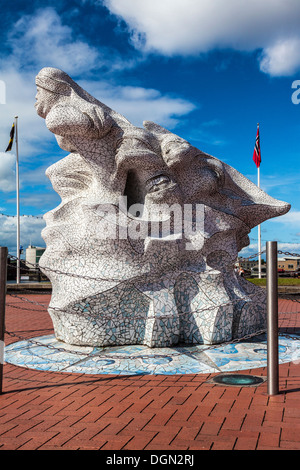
left=266, top=241, right=279, bottom=396
left=0, top=247, right=8, bottom=394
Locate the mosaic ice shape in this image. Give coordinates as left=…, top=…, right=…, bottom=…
left=35, top=67, right=290, bottom=348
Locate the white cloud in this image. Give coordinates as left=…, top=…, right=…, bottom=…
left=0, top=7, right=101, bottom=159
left=239, top=240, right=300, bottom=258
left=0, top=7, right=196, bottom=158
left=0, top=152, right=16, bottom=192
left=79, top=81, right=196, bottom=127
left=268, top=210, right=300, bottom=227
left=103, top=0, right=300, bottom=76
left=244, top=173, right=300, bottom=199
left=0, top=215, right=46, bottom=256
left=239, top=242, right=260, bottom=258
left=277, top=242, right=300, bottom=255
left=259, top=38, right=300, bottom=76
left=239, top=210, right=300, bottom=259
left=0, top=68, right=51, bottom=159
left=6, top=7, right=99, bottom=75
left=4, top=7, right=144, bottom=76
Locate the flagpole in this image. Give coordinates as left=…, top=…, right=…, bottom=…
left=15, top=116, right=20, bottom=285
left=257, top=123, right=262, bottom=279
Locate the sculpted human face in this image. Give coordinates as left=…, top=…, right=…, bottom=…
left=160, top=135, right=224, bottom=200
left=35, top=86, right=61, bottom=118
left=115, top=134, right=183, bottom=213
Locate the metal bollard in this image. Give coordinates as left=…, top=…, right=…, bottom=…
left=266, top=241, right=279, bottom=396
left=0, top=247, right=7, bottom=394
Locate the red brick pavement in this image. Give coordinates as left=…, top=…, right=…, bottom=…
left=1, top=292, right=300, bottom=451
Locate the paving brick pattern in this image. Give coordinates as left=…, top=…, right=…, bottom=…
left=1, top=293, right=300, bottom=450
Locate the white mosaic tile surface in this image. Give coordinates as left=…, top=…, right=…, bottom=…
left=34, top=67, right=290, bottom=348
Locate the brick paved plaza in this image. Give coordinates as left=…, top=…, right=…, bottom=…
left=0, top=293, right=300, bottom=451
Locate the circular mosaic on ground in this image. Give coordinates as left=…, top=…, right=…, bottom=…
left=4, top=332, right=300, bottom=375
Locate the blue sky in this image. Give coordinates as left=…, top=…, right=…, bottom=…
left=1, top=0, right=300, bottom=258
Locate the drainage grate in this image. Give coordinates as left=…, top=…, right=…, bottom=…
left=207, top=374, right=266, bottom=387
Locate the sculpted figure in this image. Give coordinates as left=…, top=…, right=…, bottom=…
left=35, top=67, right=290, bottom=347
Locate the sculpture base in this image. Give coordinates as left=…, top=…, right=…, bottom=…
left=48, top=274, right=267, bottom=348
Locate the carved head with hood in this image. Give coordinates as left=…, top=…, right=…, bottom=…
left=35, top=67, right=290, bottom=347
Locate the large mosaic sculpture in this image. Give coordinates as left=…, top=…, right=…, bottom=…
left=35, top=67, right=290, bottom=347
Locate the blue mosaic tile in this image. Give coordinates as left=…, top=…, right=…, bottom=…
left=4, top=333, right=300, bottom=376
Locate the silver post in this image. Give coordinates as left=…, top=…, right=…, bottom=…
left=0, top=247, right=8, bottom=394
left=266, top=241, right=279, bottom=396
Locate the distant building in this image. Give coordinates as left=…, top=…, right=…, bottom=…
left=277, top=257, right=300, bottom=272
left=236, top=257, right=261, bottom=271
left=25, top=245, right=46, bottom=268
